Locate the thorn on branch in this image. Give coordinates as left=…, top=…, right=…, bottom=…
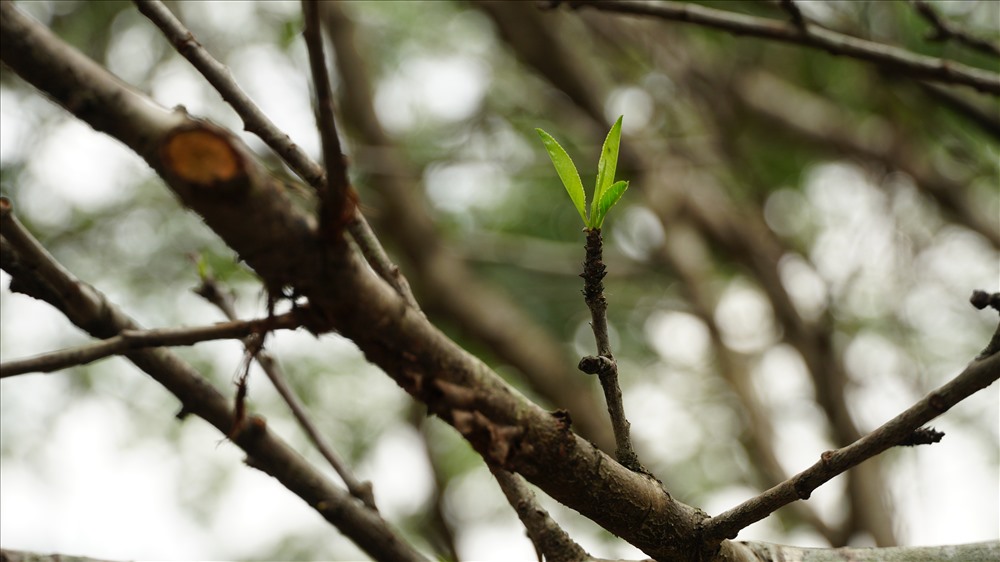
left=898, top=426, right=944, bottom=447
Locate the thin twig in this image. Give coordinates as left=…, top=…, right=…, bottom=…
left=301, top=0, right=356, bottom=242
left=703, top=329, right=1000, bottom=540
left=910, top=0, right=1000, bottom=59
left=346, top=217, right=420, bottom=309
left=0, top=313, right=299, bottom=378
left=132, top=0, right=419, bottom=308
left=578, top=229, right=642, bottom=472
left=407, top=406, right=460, bottom=562
left=194, top=276, right=378, bottom=510
left=568, top=0, right=1000, bottom=95
left=489, top=466, right=592, bottom=562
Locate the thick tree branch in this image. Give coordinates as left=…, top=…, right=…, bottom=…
left=0, top=4, right=702, bottom=558
left=565, top=0, right=1000, bottom=95
left=320, top=1, right=615, bottom=451
left=5, top=2, right=996, bottom=558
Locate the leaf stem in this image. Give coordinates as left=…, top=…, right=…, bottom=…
left=579, top=228, right=643, bottom=471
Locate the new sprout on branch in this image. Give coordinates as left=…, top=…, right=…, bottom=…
left=536, top=117, right=643, bottom=472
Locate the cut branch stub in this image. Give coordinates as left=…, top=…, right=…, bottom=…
left=163, top=128, right=242, bottom=185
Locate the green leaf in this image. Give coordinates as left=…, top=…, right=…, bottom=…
left=536, top=128, right=588, bottom=225
left=591, top=115, right=623, bottom=223
left=592, top=180, right=628, bottom=229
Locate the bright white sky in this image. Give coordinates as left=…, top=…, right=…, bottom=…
left=1, top=1, right=998, bottom=561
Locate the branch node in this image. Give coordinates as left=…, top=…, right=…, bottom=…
left=578, top=354, right=614, bottom=375
left=898, top=426, right=945, bottom=447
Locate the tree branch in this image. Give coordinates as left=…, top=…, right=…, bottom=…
left=0, top=199, right=425, bottom=562
left=489, top=466, right=592, bottom=562
left=579, top=229, right=642, bottom=472
left=1, top=550, right=129, bottom=562
left=732, top=70, right=1000, bottom=248
left=777, top=0, right=806, bottom=32
left=565, top=0, right=1000, bottom=95
left=0, top=307, right=300, bottom=378
left=301, top=0, right=357, bottom=242
left=320, top=1, right=615, bottom=451
left=910, top=0, right=1000, bottom=59
left=132, top=0, right=419, bottom=309
left=703, top=333, right=1000, bottom=541
left=917, top=80, right=1000, bottom=142
left=484, top=2, right=894, bottom=544
left=409, top=409, right=460, bottom=562
left=0, top=5, right=703, bottom=558
left=737, top=539, right=1000, bottom=561
left=5, top=2, right=996, bottom=558
left=193, top=276, right=377, bottom=510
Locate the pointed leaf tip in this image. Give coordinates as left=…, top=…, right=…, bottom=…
left=536, top=128, right=588, bottom=225
left=591, top=115, right=624, bottom=225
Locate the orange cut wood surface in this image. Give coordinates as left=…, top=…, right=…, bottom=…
left=163, top=128, right=242, bottom=185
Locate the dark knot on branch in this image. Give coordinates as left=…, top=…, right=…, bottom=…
left=578, top=355, right=615, bottom=376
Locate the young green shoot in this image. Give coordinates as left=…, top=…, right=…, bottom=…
left=535, top=117, right=644, bottom=472
left=536, top=116, right=629, bottom=230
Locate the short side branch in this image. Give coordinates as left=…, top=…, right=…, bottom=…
left=0, top=311, right=299, bottom=378
left=490, top=466, right=592, bottom=562
left=703, top=328, right=1000, bottom=541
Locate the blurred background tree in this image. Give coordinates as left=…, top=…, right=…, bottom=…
left=1, top=1, right=997, bottom=560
